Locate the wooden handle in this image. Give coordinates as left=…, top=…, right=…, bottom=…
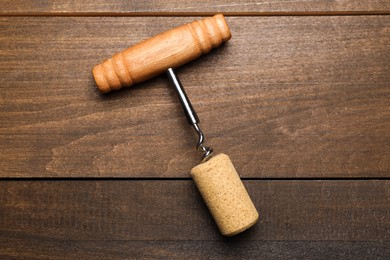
left=92, top=14, right=231, bottom=93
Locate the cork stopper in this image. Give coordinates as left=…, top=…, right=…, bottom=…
left=191, top=153, right=259, bottom=236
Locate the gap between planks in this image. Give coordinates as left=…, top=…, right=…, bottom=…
left=1, top=177, right=389, bottom=181
left=1, top=11, right=390, bottom=17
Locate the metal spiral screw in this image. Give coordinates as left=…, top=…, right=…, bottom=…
left=166, top=68, right=213, bottom=162
left=193, top=123, right=213, bottom=162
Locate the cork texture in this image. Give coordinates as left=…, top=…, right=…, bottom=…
left=191, top=153, right=259, bottom=236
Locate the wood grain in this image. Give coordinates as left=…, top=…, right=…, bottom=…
left=0, top=16, right=389, bottom=178
left=0, top=16, right=390, bottom=177
left=0, top=0, right=389, bottom=15
left=0, top=180, right=388, bottom=241
left=1, top=1, right=388, bottom=258
left=1, top=180, right=389, bottom=259
left=1, top=240, right=388, bottom=260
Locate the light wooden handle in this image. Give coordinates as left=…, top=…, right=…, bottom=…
left=92, top=14, right=231, bottom=93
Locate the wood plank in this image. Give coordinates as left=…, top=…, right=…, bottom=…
left=0, top=0, right=389, bottom=15
left=1, top=239, right=388, bottom=259
left=0, top=180, right=388, bottom=242
left=0, top=16, right=389, bottom=178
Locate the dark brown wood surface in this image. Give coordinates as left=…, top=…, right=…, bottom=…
left=1, top=16, right=389, bottom=178
left=1, top=0, right=389, bottom=15
left=1, top=180, right=389, bottom=259
left=0, top=1, right=389, bottom=259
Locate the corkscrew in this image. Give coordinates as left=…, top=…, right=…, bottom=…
left=166, top=68, right=213, bottom=162
left=92, top=14, right=258, bottom=236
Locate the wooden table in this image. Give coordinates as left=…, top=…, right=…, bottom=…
left=1, top=1, right=389, bottom=258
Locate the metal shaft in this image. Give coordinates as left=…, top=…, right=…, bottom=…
left=166, top=68, right=213, bottom=162
left=166, top=68, right=199, bottom=125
